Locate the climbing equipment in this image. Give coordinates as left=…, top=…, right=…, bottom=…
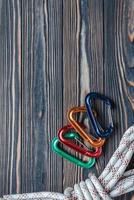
left=51, top=132, right=96, bottom=168
left=58, top=124, right=102, bottom=158
left=67, top=106, right=105, bottom=147
left=85, top=92, right=114, bottom=138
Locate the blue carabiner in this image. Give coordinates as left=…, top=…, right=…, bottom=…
left=85, top=92, right=114, bottom=138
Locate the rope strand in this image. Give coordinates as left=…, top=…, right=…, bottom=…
left=2, top=125, right=134, bottom=200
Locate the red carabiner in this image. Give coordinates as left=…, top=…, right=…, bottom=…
left=58, top=124, right=102, bottom=158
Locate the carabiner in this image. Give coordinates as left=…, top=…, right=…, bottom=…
left=67, top=106, right=105, bottom=147
left=58, top=124, right=102, bottom=158
left=51, top=133, right=96, bottom=168
left=85, top=92, right=114, bottom=138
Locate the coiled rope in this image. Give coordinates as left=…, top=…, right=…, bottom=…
left=2, top=125, right=134, bottom=200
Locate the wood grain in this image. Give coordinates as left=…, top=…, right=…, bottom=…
left=62, top=0, right=104, bottom=189
left=104, top=0, right=134, bottom=199
left=21, top=0, right=63, bottom=193
left=0, top=0, right=134, bottom=199
left=0, top=0, right=22, bottom=195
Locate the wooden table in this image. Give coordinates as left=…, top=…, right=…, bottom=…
left=0, top=0, right=134, bottom=199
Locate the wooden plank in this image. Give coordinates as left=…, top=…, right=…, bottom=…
left=62, top=0, right=104, bottom=190
left=21, top=0, right=63, bottom=194
left=0, top=0, right=22, bottom=196
left=79, top=0, right=105, bottom=178
left=104, top=0, right=134, bottom=199
left=62, top=0, right=81, bottom=189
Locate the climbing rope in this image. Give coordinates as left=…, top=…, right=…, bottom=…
left=2, top=125, right=134, bottom=200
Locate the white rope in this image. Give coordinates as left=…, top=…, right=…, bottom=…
left=2, top=125, right=134, bottom=200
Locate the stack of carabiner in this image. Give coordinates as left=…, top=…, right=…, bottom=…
left=51, top=92, right=114, bottom=168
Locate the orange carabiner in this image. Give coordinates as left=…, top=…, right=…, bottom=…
left=67, top=106, right=105, bottom=147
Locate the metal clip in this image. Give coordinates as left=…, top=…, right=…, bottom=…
left=85, top=92, right=114, bottom=138
left=58, top=124, right=102, bottom=158
left=51, top=132, right=96, bottom=168
left=67, top=106, right=105, bottom=147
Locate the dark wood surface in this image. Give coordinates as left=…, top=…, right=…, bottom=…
left=0, top=0, right=134, bottom=199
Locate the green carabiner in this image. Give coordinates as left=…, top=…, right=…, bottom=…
left=51, top=132, right=96, bottom=168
